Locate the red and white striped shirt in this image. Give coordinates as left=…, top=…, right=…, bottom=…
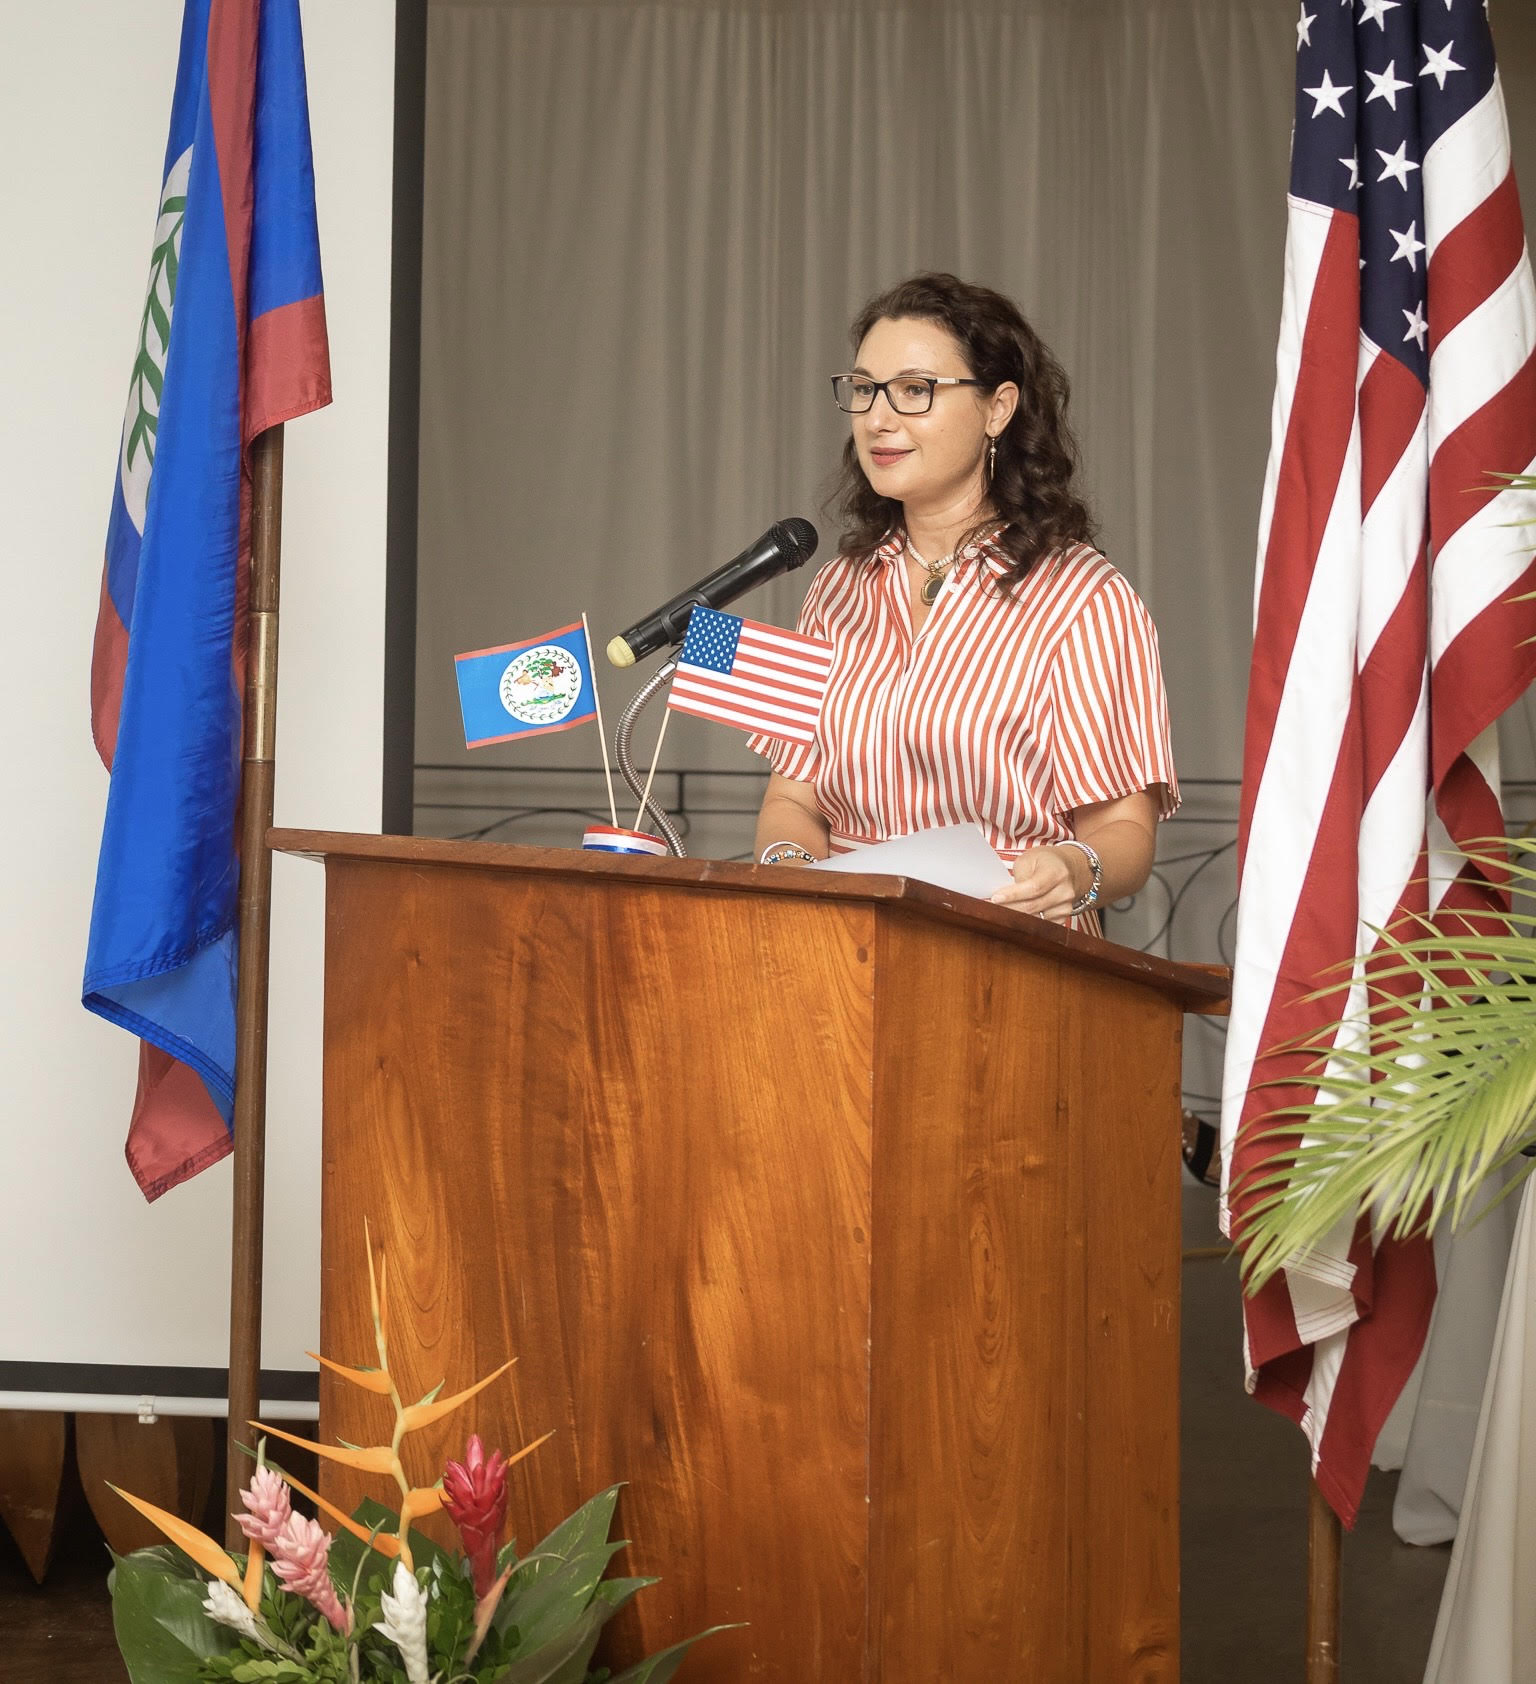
left=751, top=532, right=1178, bottom=915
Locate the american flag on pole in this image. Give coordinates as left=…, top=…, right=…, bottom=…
left=1220, top=0, right=1536, bottom=1526
left=667, top=605, right=834, bottom=745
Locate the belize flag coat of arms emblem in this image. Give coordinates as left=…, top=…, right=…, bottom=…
left=84, top=0, right=331, bottom=1200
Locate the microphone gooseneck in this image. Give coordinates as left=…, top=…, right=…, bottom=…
left=605, top=517, right=819, bottom=667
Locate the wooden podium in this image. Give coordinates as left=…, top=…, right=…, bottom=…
left=272, top=830, right=1226, bottom=1684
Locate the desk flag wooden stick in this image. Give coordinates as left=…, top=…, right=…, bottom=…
left=582, top=612, right=618, bottom=828
left=635, top=702, right=672, bottom=834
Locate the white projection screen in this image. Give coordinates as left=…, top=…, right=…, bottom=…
left=0, top=0, right=395, bottom=1415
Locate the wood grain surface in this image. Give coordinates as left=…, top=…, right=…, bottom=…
left=307, top=843, right=1188, bottom=1682
left=271, top=829, right=1230, bottom=1013
left=75, top=1416, right=215, bottom=1558
left=867, top=918, right=1074, bottom=1679
left=0, top=1410, right=68, bottom=1582
left=1065, top=966, right=1182, bottom=1683
left=319, top=860, right=876, bottom=1681
left=865, top=923, right=1181, bottom=1682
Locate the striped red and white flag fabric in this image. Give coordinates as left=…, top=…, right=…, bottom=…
left=667, top=605, right=833, bottom=745
left=1220, top=0, right=1536, bottom=1527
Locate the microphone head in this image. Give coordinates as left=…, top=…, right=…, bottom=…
left=606, top=635, right=637, bottom=668
left=774, top=517, right=819, bottom=565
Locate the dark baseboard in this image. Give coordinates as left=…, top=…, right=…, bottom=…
left=0, top=1361, right=317, bottom=1405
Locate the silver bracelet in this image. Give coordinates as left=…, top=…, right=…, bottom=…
left=760, top=839, right=818, bottom=866
left=1055, top=838, right=1102, bottom=914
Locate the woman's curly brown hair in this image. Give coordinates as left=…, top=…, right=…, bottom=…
left=831, top=273, right=1098, bottom=588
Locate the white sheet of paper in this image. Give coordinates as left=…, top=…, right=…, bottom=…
left=808, top=824, right=1012, bottom=902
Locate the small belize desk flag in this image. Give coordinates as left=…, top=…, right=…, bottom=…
left=84, top=0, right=331, bottom=1201
left=667, top=605, right=833, bottom=745
left=454, top=621, right=599, bottom=748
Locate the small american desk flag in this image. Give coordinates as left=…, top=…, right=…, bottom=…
left=667, top=605, right=833, bottom=745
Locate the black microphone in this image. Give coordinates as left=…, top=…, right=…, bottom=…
left=605, top=518, right=819, bottom=667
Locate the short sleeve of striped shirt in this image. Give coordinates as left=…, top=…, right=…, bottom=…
left=745, top=572, right=828, bottom=782
left=1047, top=574, right=1180, bottom=819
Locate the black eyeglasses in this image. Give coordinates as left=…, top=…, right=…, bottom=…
left=830, top=373, right=985, bottom=415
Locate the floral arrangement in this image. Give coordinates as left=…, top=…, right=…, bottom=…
left=108, top=1235, right=727, bottom=1683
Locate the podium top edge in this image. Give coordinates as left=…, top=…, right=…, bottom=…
left=268, top=827, right=1231, bottom=1011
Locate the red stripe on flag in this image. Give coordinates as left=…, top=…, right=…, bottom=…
left=206, top=0, right=262, bottom=700
left=1432, top=844, right=1513, bottom=942
left=1427, top=169, right=1527, bottom=344
left=732, top=642, right=834, bottom=680
left=1430, top=552, right=1536, bottom=788
left=1436, top=752, right=1507, bottom=856
left=1357, top=544, right=1428, bottom=781
left=1241, top=1275, right=1308, bottom=1394
left=1229, top=739, right=1365, bottom=1251
left=1249, top=1340, right=1316, bottom=1434
left=125, top=1044, right=233, bottom=1204
left=1228, top=579, right=1430, bottom=1259
left=729, top=656, right=832, bottom=690
left=1240, top=211, right=1362, bottom=857
left=673, top=669, right=820, bottom=709
left=206, top=0, right=258, bottom=354
left=1429, top=349, right=1536, bottom=550
left=91, top=569, right=130, bottom=771
left=702, top=658, right=830, bottom=698
left=1311, top=1234, right=1437, bottom=1527
left=247, top=293, right=333, bottom=439
left=668, top=696, right=814, bottom=741
left=671, top=692, right=820, bottom=737
left=1359, top=353, right=1425, bottom=519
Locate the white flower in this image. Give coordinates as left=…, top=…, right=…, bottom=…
left=378, top=1560, right=431, bottom=1684
left=202, top=1580, right=286, bottom=1654
left=203, top=1578, right=260, bottom=1640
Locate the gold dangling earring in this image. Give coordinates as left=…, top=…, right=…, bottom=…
left=988, top=436, right=998, bottom=481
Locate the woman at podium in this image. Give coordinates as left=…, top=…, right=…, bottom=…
left=751, top=272, right=1178, bottom=934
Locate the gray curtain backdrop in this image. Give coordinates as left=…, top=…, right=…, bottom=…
left=413, top=0, right=1536, bottom=875
left=411, top=3, right=1536, bottom=1632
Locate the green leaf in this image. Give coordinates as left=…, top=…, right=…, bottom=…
left=1234, top=855, right=1536, bottom=1293
left=146, top=286, right=171, bottom=348
left=602, top=1624, right=743, bottom=1684
left=126, top=410, right=154, bottom=472
left=516, top=1486, right=621, bottom=1593
left=134, top=348, right=164, bottom=402
left=494, top=1601, right=606, bottom=1684
left=503, top=1543, right=627, bottom=1651
left=589, top=1575, right=658, bottom=1618
left=527, top=1577, right=660, bottom=1684
left=110, top=1548, right=243, bottom=1683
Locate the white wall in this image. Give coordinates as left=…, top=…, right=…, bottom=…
left=0, top=2, right=394, bottom=1381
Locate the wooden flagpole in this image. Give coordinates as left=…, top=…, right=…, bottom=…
left=224, top=423, right=285, bottom=1542
left=1306, top=1476, right=1343, bottom=1683
left=635, top=703, right=672, bottom=834
left=583, top=611, right=618, bottom=827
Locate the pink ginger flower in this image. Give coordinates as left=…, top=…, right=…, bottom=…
left=442, top=1434, right=509, bottom=1597
left=269, top=1512, right=351, bottom=1633
left=235, top=1466, right=292, bottom=1550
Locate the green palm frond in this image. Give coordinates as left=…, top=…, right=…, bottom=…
left=1236, top=842, right=1536, bottom=1292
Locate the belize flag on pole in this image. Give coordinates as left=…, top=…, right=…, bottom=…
left=84, top=0, right=331, bottom=1201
